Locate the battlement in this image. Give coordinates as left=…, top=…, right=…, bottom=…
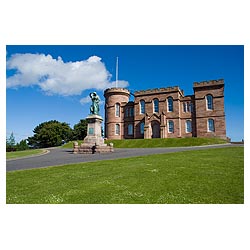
left=104, top=87, right=130, bottom=97
left=193, top=79, right=224, bottom=88
left=134, top=86, right=181, bottom=96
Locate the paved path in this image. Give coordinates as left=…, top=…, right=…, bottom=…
left=6, top=144, right=242, bottom=172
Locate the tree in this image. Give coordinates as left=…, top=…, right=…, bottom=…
left=6, top=132, right=16, bottom=152
left=16, top=139, right=29, bottom=151
left=27, top=120, right=73, bottom=148
left=72, top=119, right=88, bottom=140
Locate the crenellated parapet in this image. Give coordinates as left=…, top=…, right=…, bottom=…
left=134, top=86, right=181, bottom=96
left=104, top=88, right=130, bottom=98
left=193, top=79, right=224, bottom=88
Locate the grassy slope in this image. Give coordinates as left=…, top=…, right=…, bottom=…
left=6, top=149, right=45, bottom=159
left=106, top=137, right=227, bottom=148
left=62, top=137, right=227, bottom=149
left=6, top=147, right=243, bottom=204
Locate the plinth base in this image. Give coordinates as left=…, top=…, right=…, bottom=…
left=73, top=142, right=114, bottom=154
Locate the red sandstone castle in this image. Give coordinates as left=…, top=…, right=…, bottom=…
left=104, top=79, right=226, bottom=140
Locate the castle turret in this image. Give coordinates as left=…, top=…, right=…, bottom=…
left=104, top=88, right=130, bottom=139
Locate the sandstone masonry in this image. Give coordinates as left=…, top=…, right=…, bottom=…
left=104, top=79, right=226, bottom=140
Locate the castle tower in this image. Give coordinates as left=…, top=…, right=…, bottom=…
left=104, top=88, right=130, bottom=139
left=193, top=79, right=226, bottom=139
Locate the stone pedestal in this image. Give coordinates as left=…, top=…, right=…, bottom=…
left=73, top=115, right=113, bottom=154
left=84, top=115, right=104, bottom=145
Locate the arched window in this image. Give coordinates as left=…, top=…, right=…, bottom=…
left=128, top=124, right=133, bottom=135
left=208, top=119, right=215, bottom=132
left=140, top=100, right=145, bottom=114
left=115, top=124, right=120, bottom=135
left=115, top=103, right=120, bottom=117
left=140, top=122, right=145, bottom=135
left=168, top=120, right=174, bottom=133
left=186, top=120, right=192, bottom=133
left=153, top=98, right=159, bottom=113
left=167, top=97, right=173, bottom=112
left=206, top=95, right=213, bottom=110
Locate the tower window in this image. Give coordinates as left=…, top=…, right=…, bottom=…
left=115, top=124, right=120, bottom=135
left=168, top=120, right=174, bottom=133
left=140, top=100, right=145, bottom=114
left=206, top=95, right=213, bottom=110
left=115, top=103, right=120, bottom=117
left=208, top=119, right=215, bottom=132
left=167, top=97, right=173, bottom=112
left=186, top=120, right=192, bottom=133
left=153, top=98, right=159, bottom=113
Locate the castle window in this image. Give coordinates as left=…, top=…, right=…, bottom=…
left=183, top=102, right=193, bottom=112
left=128, top=124, right=133, bottom=135
left=167, top=97, right=173, bottom=112
left=140, top=100, right=145, bottom=114
left=206, top=95, right=213, bottom=110
left=140, top=122, right=145, bottom=135
left=183, top=102, right=187, bottom=112
left=115, top=124, right=120, bottom=135
left=129, top=107, right=134, bottom=117
left=153, top=98, right=159, bottom=113
left=125, top=108, right=129, bottom=117
left=183, top=102, right=189, bottom=112
left=208, top=119, right=215, bottom=132
left=190, top=103, right=193, bottom=112
left=168, top=120, right=174, bottom=133
left=115, top=103, right=120, bottom=117
left=186, top=120, right=192, bottom=133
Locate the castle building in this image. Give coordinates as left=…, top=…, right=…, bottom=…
left=104, top=79, right=226, bottom=140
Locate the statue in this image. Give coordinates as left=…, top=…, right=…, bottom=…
left=89, top=92, right=100, bottom=115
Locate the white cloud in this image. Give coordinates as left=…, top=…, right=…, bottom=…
left=6, top=53, right=129, bottom=96
left=79, top=95, right=91, bottom=105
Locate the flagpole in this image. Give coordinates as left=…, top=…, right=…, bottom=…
left=116, top=57, right=118, bottom=88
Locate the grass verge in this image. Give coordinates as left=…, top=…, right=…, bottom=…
left=62, top=137, right=227, bottom=149
left=6, top=147, right=243, bottom=204
left=6, top=149, right=45, bottom=159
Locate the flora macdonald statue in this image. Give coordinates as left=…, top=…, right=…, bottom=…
left=89, top=92, right=100, bottom=115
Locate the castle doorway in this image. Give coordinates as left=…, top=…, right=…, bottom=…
left=151, top=121, right=160, bottom=138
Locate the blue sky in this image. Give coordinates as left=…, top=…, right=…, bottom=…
left=6, top=45, right=244, bottom=142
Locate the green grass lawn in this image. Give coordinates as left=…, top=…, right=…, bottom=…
left=6, top=147, right=243, bottom=204
left=105, top=137, right=227, bottom=148
left=6, top=149, right=45, bottom=159
left=62, top=137, right=227, bottom=149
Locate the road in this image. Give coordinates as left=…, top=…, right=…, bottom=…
left=6, top=144, right=242, bottom=172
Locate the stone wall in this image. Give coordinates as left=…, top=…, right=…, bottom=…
left=194, top=79, right=226, bottom=139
